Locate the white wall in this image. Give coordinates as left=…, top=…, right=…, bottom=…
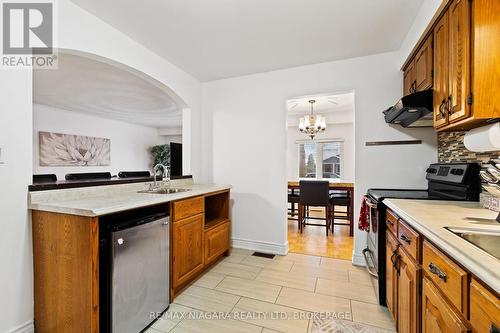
left=287, top=123, right=355, bottom=182
left=202, top=51, right=437, bottom=257
left=161, top=135, right=183, bottom=144
left=1, top=1, right=203, bottom=332
left=33, top=104, right=164, bottom=180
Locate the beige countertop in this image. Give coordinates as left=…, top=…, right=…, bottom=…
left=383, top=198, right=500, bottom=293
left=29, top=181, right=231, bottom=217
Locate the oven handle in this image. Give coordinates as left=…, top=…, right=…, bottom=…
left=366, top=200, right=378, bottom=209
left=362, top=248, right=379, bottom=279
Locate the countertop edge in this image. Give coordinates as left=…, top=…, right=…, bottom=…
left=29, top=185, right=232, bottom=217
left=383, top=199, right=500, bottom=294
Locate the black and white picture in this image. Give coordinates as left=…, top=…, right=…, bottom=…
left=39, top=131, right=111, bottom=166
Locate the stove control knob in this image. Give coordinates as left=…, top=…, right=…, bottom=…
left=451, top=168, right=464, bottom=175
left=426, top=168, right=437, bottom=174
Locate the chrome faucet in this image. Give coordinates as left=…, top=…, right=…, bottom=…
left=152, top=164, right=170, bottom=190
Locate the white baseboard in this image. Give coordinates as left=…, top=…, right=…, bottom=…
left=352, top=253, right=366, bottom=266
left=6, top=321, right=34, bottom=333
left=232, top=238, right=288, bottom=255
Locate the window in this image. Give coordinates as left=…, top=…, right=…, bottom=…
left=298, top=141, right=343, bottom=179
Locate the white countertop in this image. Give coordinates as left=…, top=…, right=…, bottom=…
left=29, top=182, right=231, bottom=217
left=383, top=198, right=500, bottom=293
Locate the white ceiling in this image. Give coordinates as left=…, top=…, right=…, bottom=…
left=71, top=0, right=424, bottom=81
left=287, top=91, right=354, bottom=127
left=33, top=53, right=183, bottom=129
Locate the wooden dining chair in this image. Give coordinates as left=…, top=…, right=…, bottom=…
left=298, top=180, right=332, bottom=235
left=329, top=190, right=352, bottom=235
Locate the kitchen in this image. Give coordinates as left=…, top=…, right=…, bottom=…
left=1, top=1, right=499, bottom=333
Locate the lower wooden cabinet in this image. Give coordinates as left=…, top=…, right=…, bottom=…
left=386, top=231, right=399, bottom=322
left=204, top=221, right=230, bottom=265
left=422, top=277, right=470, bottom=333
left=172, top=213, right=205, bottom=288
left=470, top=278, right=500, bottom=333
left=397, top=248, right=421, bottom=333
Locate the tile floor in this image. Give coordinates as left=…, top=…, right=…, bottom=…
left=146, top=249, right=395, bottom=333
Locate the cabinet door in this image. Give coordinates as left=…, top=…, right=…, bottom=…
left=386, top=232, right=399, bottom=322
left=403, top=60, right=416, bottom=96
left=204, top=221, right=230, bottom=265
left=448, top=0, right=471, bottom=122
left=470, top=278, right=500, bottom=333
left=398, top=248, right=421, bottom=333
left=422, top=277, right=470, bottom=333
left=433, top=11, right=450, bottom=128
left=415, top=36, right=433, bottom=91
left=172, top=213, right=204, bottom=288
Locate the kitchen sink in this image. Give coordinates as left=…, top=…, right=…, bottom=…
left=446, top=227, right=500, bottom=260
left=138, top=188, right=191, bottom=194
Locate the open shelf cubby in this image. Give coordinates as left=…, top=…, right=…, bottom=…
left=204, top=191, right=230, bottom=230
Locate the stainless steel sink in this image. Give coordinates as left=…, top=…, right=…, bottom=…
left=446, top=227, right=500, bottom=260
left=138, top=188, right=191, bottom=194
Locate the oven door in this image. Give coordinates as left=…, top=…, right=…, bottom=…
left=363, top=198, right=379, bottom=276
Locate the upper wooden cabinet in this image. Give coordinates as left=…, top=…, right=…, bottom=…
left=403, top=35, right=433, bottom=96
left=402, top=0, right=500, bottom=131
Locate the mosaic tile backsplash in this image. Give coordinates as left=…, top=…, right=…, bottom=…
left=437, top=131, right=499, bottom=165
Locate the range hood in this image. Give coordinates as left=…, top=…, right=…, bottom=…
left=383, top=90, right=433, bottom=127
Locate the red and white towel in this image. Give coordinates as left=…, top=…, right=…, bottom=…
left=358, top=195, right=370, bottom=232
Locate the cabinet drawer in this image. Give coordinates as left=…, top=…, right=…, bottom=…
left=172, top=196, right=204, bottom=221
left=397, top=219, right=421, bottom=263
left=422, top=277, right=470, bottom=333
left=470, top=278, right=500, bottom=333
left=204, top=221, right=230, bottom=265
left=386, top=209, right=398, bottom=237
left=423, top=240, right=468, bottom=316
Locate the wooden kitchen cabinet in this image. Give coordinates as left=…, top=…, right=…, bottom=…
left=397, top=247, right=421, bottom=333
left=414, top=35, right=433, bottom=92
left=422, top=277, right=470, bottom=333
left=172, top=213, right=205, bottom=288
left=204, top=220, right=230, bottom=265
left=386, top=231, right=399, bottom=322
left=470, top=279, right=500, bottom=333
left=403, top=61, right=416, bottom=96
left=433, top=12, right=450, bottom=128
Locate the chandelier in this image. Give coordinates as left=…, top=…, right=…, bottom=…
left=299, top=99, right=326, bottom=139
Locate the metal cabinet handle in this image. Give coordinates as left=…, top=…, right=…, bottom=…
left=447, top=95, right=453, bottom=115
left=386, top=220, right=394, bottom=226
left=428, top=262, right=447, bottom=282
left=400, top=234, right=412, bottom=244
left=439, top=100, right=446, bottom=117
left=490, top=324, right=500, bottom=333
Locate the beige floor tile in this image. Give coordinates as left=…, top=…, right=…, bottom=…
left=290, top=263, right=349, bottom=281
left=262, top=329, right=283, bottom=333
left=223, top=253, right=249, bottom=264
left=274, top=253, right=321, bottom=266
left=256, top=269, right=317, bottom=292
left=233, top=297, right=310, bottom=333
left=192, top=271, right=226, bottom=289
left=351, top=300, right=395, bottom=330
left=216, top=276, right=282, bottom=303
left=145, top=328, right=163, bottom=333
left=348, top=268, right=374, bottom=287
left=315, top=278, right=378, bottom=304
left=240, top=256, right=294, bottom=272
left=152, top=304, right=196, bottom=332
left=231, top=248, right=254, bottom=255
left=276, top=287, right=351, bottom=316
left=174, top=285, right=240, bottom=313
left=171, top=317, right=262, bottom=333
left=210, top=261, right=262, bottom=279
left=320, top=257, right=355, bottom=270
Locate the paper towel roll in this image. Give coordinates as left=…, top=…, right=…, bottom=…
left=464, top=123, right=500, bottom=152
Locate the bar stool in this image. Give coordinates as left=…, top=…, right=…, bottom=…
left=329, top=190, right=352, bottom=235
left=288, top=190, right=300, bottom=221
left=298, top=180, right=332, bottom=235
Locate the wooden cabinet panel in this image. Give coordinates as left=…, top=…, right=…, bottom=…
left=386, top=209, right=398, bottom=237
left=404, top=61, right=416, bottom=96
left=422, top=277, right=470, bottom=333
left=204, top=220, right=230, bottom=265
left=397, top=248, right=421, bottom=333
left=470, top=278, right=500, bottom=333
left=472, top=0, right=500, bottom=119
left=172, top=196, right=204, bottom=221
left=172, top=213, right=204, bottom=288
left=423, top=240, right=469, bottom=316
left=433, top=11, right=450, bottom=128
left=398, top=219, right=422, bottom=263
left=448, top=0, right=471, bottom=122
left=386, top=231, right=399, bottom=322
left=415, top=35, right=434, bottom=91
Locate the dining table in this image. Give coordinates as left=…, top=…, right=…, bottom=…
left=288, top=180, right=355, bottom=236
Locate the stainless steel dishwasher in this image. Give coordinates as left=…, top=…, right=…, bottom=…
left=100, top=204, right=170, bottom=333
